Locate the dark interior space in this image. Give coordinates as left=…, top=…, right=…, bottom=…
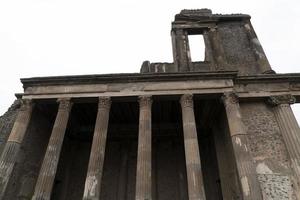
left=194, top=98, right=223, bottom=200
left=152, top=99, right=188, bottom=200
left=100, top=100, right=139, bottom=200
left=51, top=103, right=97, bottom=200
left=212, top=108, right=242, bottom=200
left=4, top=102, right=57, bottom=199
left=42, top=96, right=224, bottom=200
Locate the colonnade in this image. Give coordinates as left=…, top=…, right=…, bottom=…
left=0, top=93, right=299, bottom=199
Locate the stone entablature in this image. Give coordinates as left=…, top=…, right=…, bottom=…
left=20, top=72, right=300, bottom=103
left=1, top=9, right=300, bottom=200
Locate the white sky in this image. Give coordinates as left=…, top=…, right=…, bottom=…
left=0, top=0, right=300, bottom=121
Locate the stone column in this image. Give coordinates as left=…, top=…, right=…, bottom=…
left=222, top=93, right=263, bottom=200
left=0, top=99, right=33, bottom=199
left=172, top=29, right=192, bottom=72
left=268, top=94, right=300, bottom=198
left=82, top=97, right=111, bottom=200
left=32, top=98, right=72, bottom=200
left=135, top=95, right=152, bottom=200
left=180, top=94, right=206, bottom=200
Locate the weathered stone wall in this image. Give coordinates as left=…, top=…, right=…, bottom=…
left=240, top=102, right=297, bottom=199
left=0, top=100, right=20, bottom=155
left=217, top=22, right=259, bottom=75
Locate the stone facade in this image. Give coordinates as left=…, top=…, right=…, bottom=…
left=0, top=9, right=300, bottom=200
left=241, top=102, right=297, bottom=199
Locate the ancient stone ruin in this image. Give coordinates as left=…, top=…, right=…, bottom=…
left=0, top=9, right=300, bottom=200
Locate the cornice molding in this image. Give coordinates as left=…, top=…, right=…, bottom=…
left=180, top=94, right=194, bottom=108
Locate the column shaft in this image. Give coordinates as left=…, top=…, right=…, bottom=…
left=0, top=99, right=33, bottom=199
left=32, top=98, right=72, bottom=200
left=269, top=95, right=300, bottom=199
left=135, top=96, right=152, bottom=200
left=82, top=97, right=111, bottom=200
left=180, top=94, right=206, bottom=200
left=222, top=93, right=262, bottom=200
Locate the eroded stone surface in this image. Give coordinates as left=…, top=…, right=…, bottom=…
left=241, top=102, right=290, bottom=169
left=1, top=9, right=300, bottom=200
left=0, top=100, right=20, bottom=154
left=241, top=102, right=297, bottom=199
left=258, top=174, right=296, bottom=200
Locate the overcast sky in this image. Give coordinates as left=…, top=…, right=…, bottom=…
left=0, top=0, right=300, bottom=121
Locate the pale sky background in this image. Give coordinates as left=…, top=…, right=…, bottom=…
left=0, top=0, right=300, bottom=121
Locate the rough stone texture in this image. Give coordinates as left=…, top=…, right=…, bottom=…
left=218, top=22, right=259, bottom=75
left=0, top=100, right=20, bottom=154
left=240, top=102, right=297, bottom=199
left=258, top=174, right=294, bottom=199
left=1, top=9, right=300, bottom=200
left=139, top=9, right=272, bottom=75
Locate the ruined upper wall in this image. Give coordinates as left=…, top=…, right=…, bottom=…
left=141, top=9, right=275, bottom=75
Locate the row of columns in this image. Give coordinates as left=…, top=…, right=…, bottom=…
left=0, top=93, right=299, bottom=199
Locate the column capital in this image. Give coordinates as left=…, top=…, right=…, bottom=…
left=139, top=95, right=152, bottom=109
left=222, top=92, right=239, bottom=105
left=210, top=27, right=217, bottom=32
left=19, top=99, right=33, bottom=111
left=98, top=96, right=111, bottom=110
left=180, top=94, right=194, bottom=108
left=175, top=29, right=184, bottom=35
left=57, top=98, right=73, bottom=111
left=268, top=94, right=296, bottom=106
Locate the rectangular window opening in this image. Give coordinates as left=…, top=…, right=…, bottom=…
left=188, top=34, right=206, bottom=62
